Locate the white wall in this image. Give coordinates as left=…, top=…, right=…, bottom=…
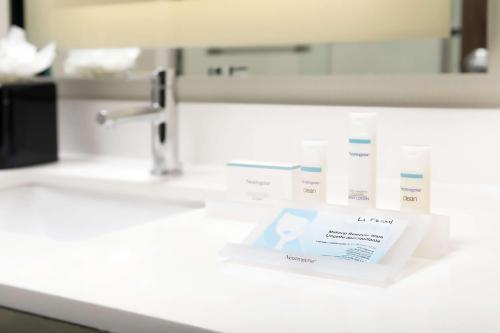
left=329, top=39, right=444, bottom=74
left=58, top=99, right=500, bottom=187
left=0, top=0, right=9, bottom=38
left=183, top=40, right=446, bottom=76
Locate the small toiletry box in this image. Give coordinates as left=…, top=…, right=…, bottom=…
left=0, top=81, right=58, bottom=169
left=226, top=161, right=299, bottom=204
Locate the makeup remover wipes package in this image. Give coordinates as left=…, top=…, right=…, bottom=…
left=252, top=207, right=408, bottom=264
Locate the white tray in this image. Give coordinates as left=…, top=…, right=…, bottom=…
left=209, top=200, right=450, bottom=285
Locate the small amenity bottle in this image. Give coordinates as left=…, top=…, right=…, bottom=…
left=348, top=113, right=377, bottom=208
left=400, top=145, right=431, bottom=213
left=299, top=140, right=328, bottom=203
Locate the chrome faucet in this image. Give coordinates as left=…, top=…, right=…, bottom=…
left=96, top=68, right=181, bottom=175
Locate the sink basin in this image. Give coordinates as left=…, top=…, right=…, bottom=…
left=0, top=184, right=200, bottom=241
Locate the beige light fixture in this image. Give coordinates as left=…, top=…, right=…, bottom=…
left=26, top=0, right=452, bottom=49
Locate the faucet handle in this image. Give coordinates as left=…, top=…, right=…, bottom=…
left=150, top=69, right=166, bottom=109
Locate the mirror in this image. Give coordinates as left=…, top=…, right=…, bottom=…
left=21, top=0, right=489, bottom=78
left=178, top=0, right=488, bottom=76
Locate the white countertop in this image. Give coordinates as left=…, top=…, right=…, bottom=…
left=1, top=156, right=500, bottom=333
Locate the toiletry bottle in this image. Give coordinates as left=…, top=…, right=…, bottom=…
left=299, top=140, right=328, bottom=203
left=400, top=145, right=431, bottom=213
left=348, top=113, right=377, bottom=208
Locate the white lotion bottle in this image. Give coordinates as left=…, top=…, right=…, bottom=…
left=400, top=145, right=431, bottom=213
left=299, top=140, right=328, bottom=203
left=348, top=113, right=377, bottom=208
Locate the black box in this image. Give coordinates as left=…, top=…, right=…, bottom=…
left=0, top=82, right=58, bottom=169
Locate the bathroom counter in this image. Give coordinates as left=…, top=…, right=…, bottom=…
left=0, top=156, right=499, bottom=333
